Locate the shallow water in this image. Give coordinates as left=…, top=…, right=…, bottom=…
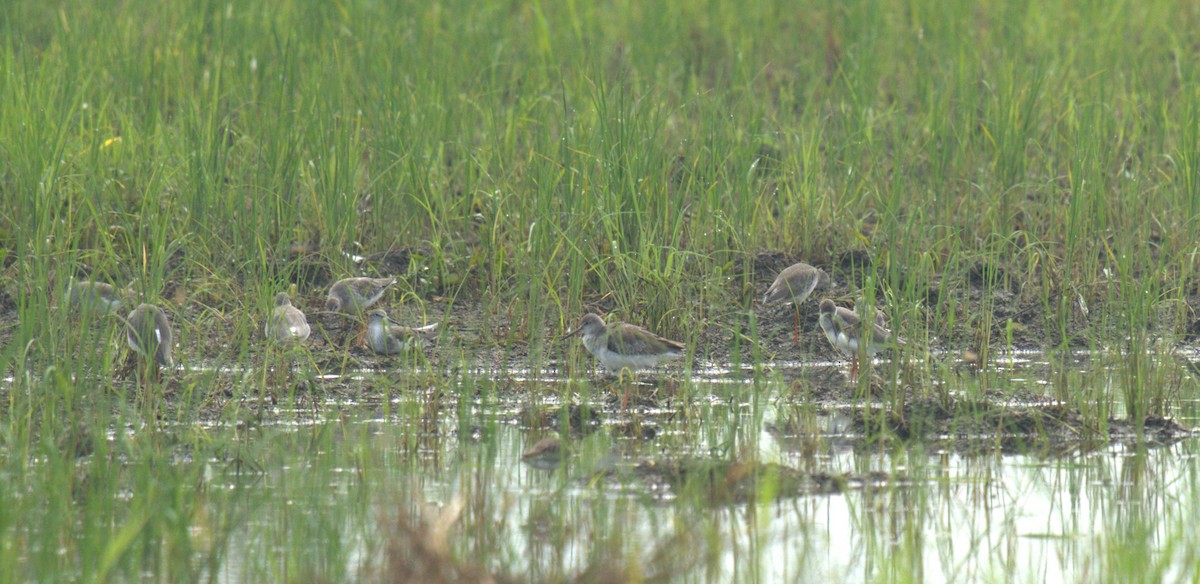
left=3, top=348, right=1197, bottom=581
left=172, top=352, right=1200, bottom=582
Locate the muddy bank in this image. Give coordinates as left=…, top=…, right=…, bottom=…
left=5, top=247, right=1200, bottom=374
left=3, top=248, right=1199, bottom=437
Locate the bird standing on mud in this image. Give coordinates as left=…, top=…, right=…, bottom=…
left=564, top=313, right=685, bottom=374
left=125, top=303, right=175, bottom=369
left=266, top=292, right=311, bottom=342
left=763, top=262, right=832, bottom=344
left=817, top=299, right=895, bottom=381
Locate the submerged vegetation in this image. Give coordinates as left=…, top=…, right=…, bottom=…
left=2, top=0, right=1200, bottom=581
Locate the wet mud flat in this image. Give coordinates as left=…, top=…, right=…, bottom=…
left=10, top=246, right=1200, bottom=376
left=198, top=358, right=1197, bottom=583
left=509, top=382, right=1190, bottom=501
left=4, top=292, right=1200, bottom=583
left=18, top=340, right=1167, bottom=444
left=3, top=247, right=1199, bottom=502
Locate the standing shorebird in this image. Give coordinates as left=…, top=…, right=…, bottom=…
left=365, top=309, right=439, bottom=354
left=325, top=277, right=396, bottom=313
left=266, top=292, right=311, bottom=343
left=68, top=280, right=127, bottom=315
left=125, top=303, right=175, bottom=369
left=564, top=313, right=685, bottom=374
left=763, top=262, right=832, bottom=344
left=817, top=299, right=894, bottom=381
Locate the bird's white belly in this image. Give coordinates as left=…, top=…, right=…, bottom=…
left=836, top=332, right=880, bottom=358
left=837, top=332, right=857, bottom=354
left=592, top=346, right=667, bottom=372
left=582, top=334, right=676, bottom=372
left=366, top=322, right=397, bottom=354
left=819, top=315, right=848, bottom=356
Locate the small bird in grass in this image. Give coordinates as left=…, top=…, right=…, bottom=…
left=125, top=303, right=174, bottom=368
left=265, top=292, right=310, bottom=342
left=818, top=299, right=895, bottom=381
left=521, top=437, right=565, bottom=470
left=68, top=280, right=127, bottom=315
left=565, top=313, right=685, bottom=374
left=325, top=277, right=396, bottom=313
left=365, top=309, right=439, bottom=354
left=763, top=262, right=832, bottom=344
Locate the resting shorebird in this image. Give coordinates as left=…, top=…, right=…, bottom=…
left=126, top=303, right=175, bottom=368
left=265, top=292, right=311, bottom=342
left=325, top=277, right=396, bottom=313
left=68, top=280, right=127, bottom=315
left=818, top=299, right=895, bottom=381
left=565, top=313, right=685, bottom=374
left=763, top=262, right=832, bottom=343
left=365, top=309, right=438, bottom=354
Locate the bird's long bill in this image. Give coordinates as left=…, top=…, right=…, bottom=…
left=561, top=327, right=583, bottom=339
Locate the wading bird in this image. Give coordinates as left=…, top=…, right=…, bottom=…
left=817, top=299, right=895, bottom=381
left=763, top=262, right=832, bottom=344
left=564, top=313, right=684, bottom=374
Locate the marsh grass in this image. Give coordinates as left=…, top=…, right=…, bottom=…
left=3, top=0, right=1200, bottom=580
left=4, top=0, right=1196, bottom=369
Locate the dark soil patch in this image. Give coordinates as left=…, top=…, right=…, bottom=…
left=287, top=254, right=333, bottom=289
left=1186, top=318, right=1200, bottom=343
left=767, top=397, right=1194, bottom=455
left=366, top=248, right=412, bottom=279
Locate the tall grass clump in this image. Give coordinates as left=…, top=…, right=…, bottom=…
left=4, top=0, right=1199, bottom=370
left=1, top=0, right=1200, bottom=580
